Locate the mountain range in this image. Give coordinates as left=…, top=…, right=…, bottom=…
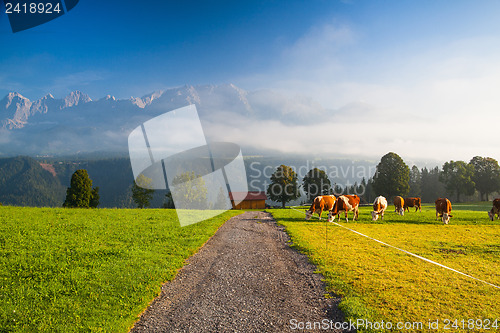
left=0, top=84, right=327, bottom=155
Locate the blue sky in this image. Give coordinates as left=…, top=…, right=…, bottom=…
left=2, top=0, right=500, bottom=160
left=1, top=0, right=347, bottom=99
left=2, top=0, right=498, bottom=100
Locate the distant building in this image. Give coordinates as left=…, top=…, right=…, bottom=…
left=229, top=191, right=267, bottom=210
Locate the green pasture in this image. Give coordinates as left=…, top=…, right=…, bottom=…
left=270, top=204, right=500, bottom=332
left=0, top=207, right=241, bottom=332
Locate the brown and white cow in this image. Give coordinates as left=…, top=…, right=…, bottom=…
left=488, top=198, right=500, bottom=221
left=404, top=197, right=422, bottom=212
left=372, top=196, right=388, bottom=221
left=305, top=195, right=337, bottom=220
left=435, top=198, right=453, bottom=224
left=393, top=196, right=405, bottom=216
left=328, top=195, right=360, bottom=222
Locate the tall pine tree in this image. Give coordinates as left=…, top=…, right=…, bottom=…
left=63, top=169, right=99, bottom=208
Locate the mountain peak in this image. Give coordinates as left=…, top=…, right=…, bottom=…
left=1, top=92, right=32, bottom=129
left=63, top=91, right=92, bottom=108
left=101, top=95, right=116, bottom=101
left=129, top=90, right=165, bottom=109
left=5, top=92, right=28, bottom=101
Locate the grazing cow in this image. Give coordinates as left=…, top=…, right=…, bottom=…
left=488, top=198, right=500, bottom=221
left=393, top=196, right=405, bottom=216
left=435, top=198, right=453, bottom=224
left=372, top=196, right=388, bottom=221
left=305, top=195, right=336, bottom=220
left=328, top=195, right=360, bottom=222
left=404, top=197, right=422, bottom=212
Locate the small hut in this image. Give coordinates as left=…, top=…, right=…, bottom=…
left=229, top=191, right=267, bottom=210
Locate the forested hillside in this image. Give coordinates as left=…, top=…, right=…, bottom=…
left=0, top=156, right=66, bottom=206
left=0, top=156, right=167, bottom=208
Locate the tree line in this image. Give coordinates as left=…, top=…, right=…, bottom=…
left=61, top=152, right=500, bottom=209
left=266, top=152, right=500, bottom=207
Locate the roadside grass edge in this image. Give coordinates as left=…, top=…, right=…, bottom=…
left=127, top=210, right=245, bottom=331
left=268, top=208, right=380, bottom=333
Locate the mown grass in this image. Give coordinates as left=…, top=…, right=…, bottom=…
left=269, top=203, right=500, bottom=332
left=0, top=207, right=241, bottom=332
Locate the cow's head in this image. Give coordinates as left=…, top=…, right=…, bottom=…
left=398, top=208, right=405, bottom=216
left=488, top=210, right=495, bottom=221
left=327, top=211, right=334, bottom=222
left=305, top=210, right=312, bottom=220
left=442, top=213, right=452, bottom=224
left=371, top=211, right=379, bottom=221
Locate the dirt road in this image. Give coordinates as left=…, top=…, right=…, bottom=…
left=130, top=211, right=349, bottom=332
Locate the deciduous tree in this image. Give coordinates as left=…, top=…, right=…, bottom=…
left=372, top=152, right=410, bottom=199
left=302, top=168, right=332, bottom=202
left=170, top=171, right=208, bottom=209
left=439, top=160, right=475, bottom=202
left=267, top=165, right=300, bottom=208
left=469, top=156, right=500, bottom=201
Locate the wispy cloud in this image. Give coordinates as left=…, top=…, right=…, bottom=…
left=283, top=22, right=355, bottom=74
left=47, top=70, right=108, bottom=98
left=238, top=18, right=500, bottom=163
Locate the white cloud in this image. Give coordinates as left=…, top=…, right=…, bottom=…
left=238, top=19, right=500, bottom=163
left=204, top=111, right=500, bottom=164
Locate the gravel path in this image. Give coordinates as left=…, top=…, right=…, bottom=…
left=130, top=211, right=350, bottom=333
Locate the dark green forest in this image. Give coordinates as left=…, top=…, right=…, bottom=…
left=0, top=157, right=65, bottom=207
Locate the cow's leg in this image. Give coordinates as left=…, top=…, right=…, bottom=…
left=318, top=208, right=322, bottom=220
left=345, top=211, right=348, bottom=222
left=381, top=211, right=384, bottom=220
left=354, top=207, right=359, bottom=221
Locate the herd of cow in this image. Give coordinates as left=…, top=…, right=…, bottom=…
left=305, top=195, right=500, bottom=224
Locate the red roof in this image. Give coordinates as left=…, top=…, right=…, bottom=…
left=229, top=191, right=267, bottom=201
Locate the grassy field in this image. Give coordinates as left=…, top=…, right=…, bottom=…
left=0, top=207, right=241, bottom=332
left=269, top=203, right=500, bottom=332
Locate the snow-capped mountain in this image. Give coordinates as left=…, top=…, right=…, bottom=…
left=1, top=92, right=33, bottom=129
left=0, top=84, right=327, bottom=155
